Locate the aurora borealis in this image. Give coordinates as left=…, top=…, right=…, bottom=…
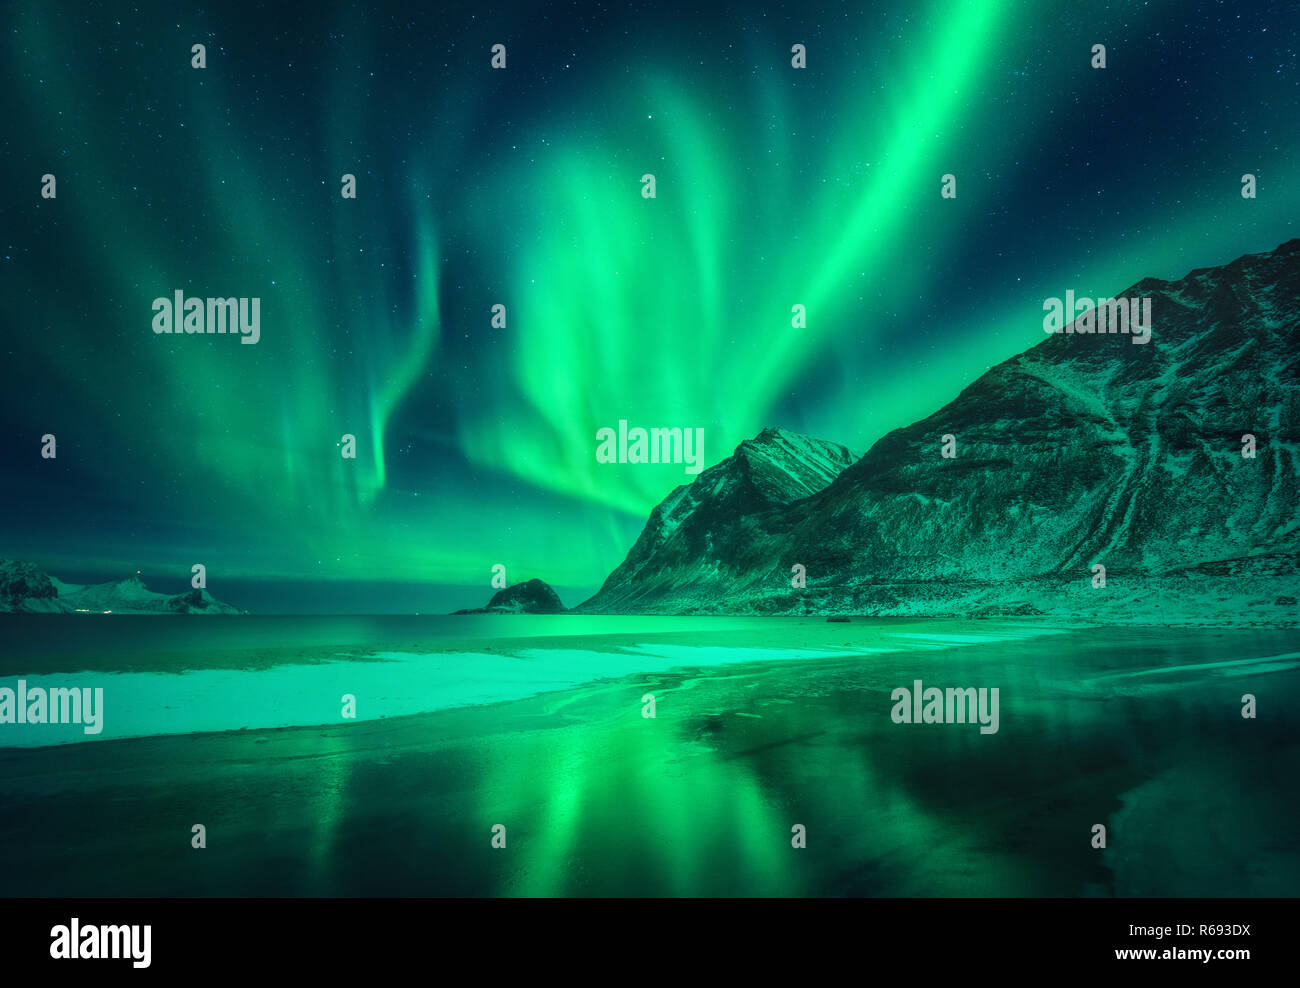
left=2, top=0, right=1298, bottom=611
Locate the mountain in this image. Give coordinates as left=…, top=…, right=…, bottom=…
left=579, top=240, right=1300, bottom=624
left=582, top=428, right=855, bottom=613
left=454, top=578, right=567, bottom=614
left=0, top=561, right=241, bottom=614
left=0, top=559, right=63, bottom=613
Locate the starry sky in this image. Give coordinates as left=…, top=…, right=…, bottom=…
left=1, top=0, right=1297, bottom=612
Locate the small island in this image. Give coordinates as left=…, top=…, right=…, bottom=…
left=453, top=578, right=567, bottom=615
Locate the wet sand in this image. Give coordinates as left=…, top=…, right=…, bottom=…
left=1, top=621, right=1296, bottom=897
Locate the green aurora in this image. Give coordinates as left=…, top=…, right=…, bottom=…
left=2, top=0, right=1297, bottom=609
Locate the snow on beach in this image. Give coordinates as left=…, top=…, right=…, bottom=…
left=0, top=628, right=1051, bottom=748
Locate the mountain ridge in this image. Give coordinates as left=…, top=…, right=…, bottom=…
left=579, top=239, right=1300, bottom=624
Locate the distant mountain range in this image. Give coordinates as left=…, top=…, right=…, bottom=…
left=579, top=239, right=1300, bottom=625
left=0, top=559, right=240, bottom=614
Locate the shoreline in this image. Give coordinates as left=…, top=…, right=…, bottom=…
left=0, top=622, right=1073, bottom=748
left=1, top=621, right=1295, bottom=896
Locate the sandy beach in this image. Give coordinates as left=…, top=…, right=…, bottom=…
left=1, top=617, right=1296, bottom=896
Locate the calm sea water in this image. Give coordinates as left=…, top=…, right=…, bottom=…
left=0, top=615, right=1296, bottom=896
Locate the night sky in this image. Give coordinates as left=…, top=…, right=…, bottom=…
left=2, top=0, right=1297, bottom=612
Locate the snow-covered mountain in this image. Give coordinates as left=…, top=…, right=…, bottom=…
left=581, top=428, right=855, bottom=613
left=0, top=561, right=241, bottom=614
left=0, top=559, right=63, bottom=613
left=579, top=240, right=1300, bottom=624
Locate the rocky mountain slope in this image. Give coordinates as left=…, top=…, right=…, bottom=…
left=587, top=427, right=855, bottom=612
left=579, top=240, right=1300, bottom=624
